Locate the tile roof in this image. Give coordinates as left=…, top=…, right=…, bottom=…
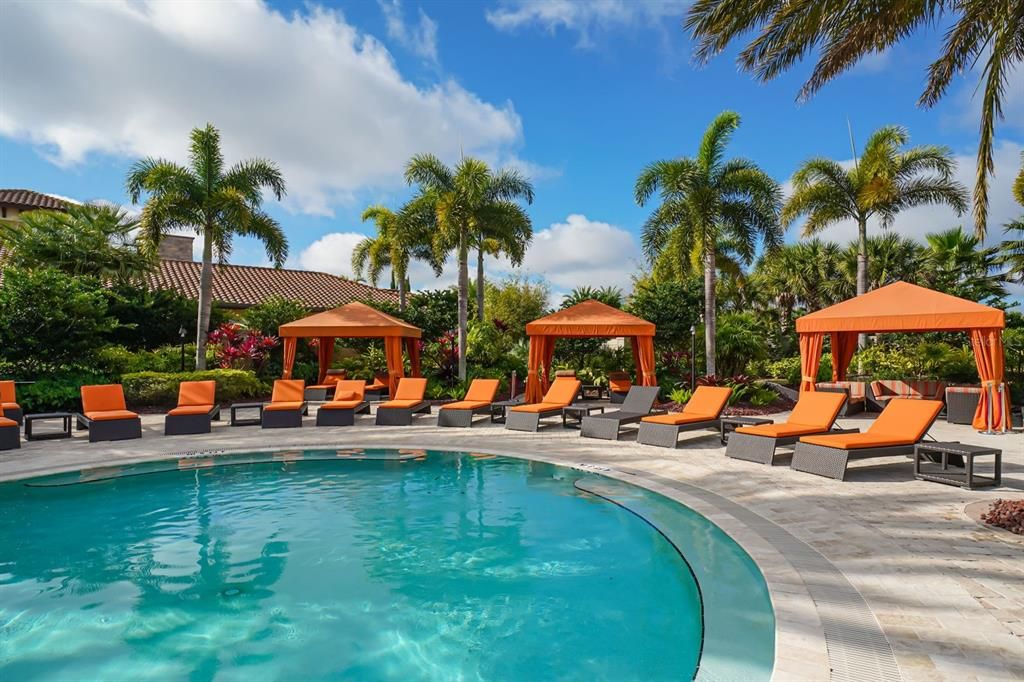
left=146, top=259, right=400, bottom=310
left=0, top=189, right=69, bottom=211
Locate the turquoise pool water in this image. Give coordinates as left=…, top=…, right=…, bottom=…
left=0, top=450, right=773, bottom=680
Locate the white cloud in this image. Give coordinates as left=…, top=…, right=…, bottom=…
left=379, top=0, right=438, bottom=64
left=485, top=0, right=688, bottom=48
left=0, top=0, right=524, bottom=216
left=297, top=232, right=370, bottom=278
left=782, top=140, right=1024, bottom=246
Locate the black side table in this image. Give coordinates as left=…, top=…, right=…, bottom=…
left=720, top=416, right=773, bottom=444
left=914, top=442, right=1002, bottom=490
left=24, top=412, right=73, bottom=441
left=562, top=404, right=605, bottom=429
left=490, top=399, right=524, bottom=424
left=230, top=402, right=264, bottom=426
left=580, top=385, right=607, bottom=401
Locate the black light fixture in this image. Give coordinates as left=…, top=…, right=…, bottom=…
left=179, top=325, right=187, bottom=372
left=689, top=324, right=696, bottom=388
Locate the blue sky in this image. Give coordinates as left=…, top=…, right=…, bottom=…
left=1, top=0, right=1021, bottom=300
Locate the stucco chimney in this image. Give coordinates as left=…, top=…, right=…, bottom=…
left=158, top=234, right=195, bottom=261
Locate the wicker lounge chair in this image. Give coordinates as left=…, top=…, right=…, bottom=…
left=814, top=381, right=865, bottom=415
left=77, top=384, right=142, bottom=442
left=262, top=380, right=308, bottom=429
left=580, top=386, right=663, bottom=440
left=375, top=378, right=431, bottom=425
left=364, top=373, right=390, bottom=400
left=505, top=377, right=582, bottom=432
left=607, top=371, right=632, bottom=404
left=725, top=391, right=848, bottom=465
left=867, top=380, right=945, bottom=412
left=945, top=386, right=981, bottom=424
left=0, top=380, right=23, bottom=425
left=0, top=407, right=19, bottom=451
left=636, top=386, right=733, bottom=448
left=164, top=380, right=220, bottom=435
left=790, top=398, right=944, bottom=480
left=316, top=380, right=370, bottom=426
left=437, top=379, right=500, bottom=427
left=304, top=370, right=347, bottom=402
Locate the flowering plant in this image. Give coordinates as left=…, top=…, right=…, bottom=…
left=207, top=322, right=278, bottom=372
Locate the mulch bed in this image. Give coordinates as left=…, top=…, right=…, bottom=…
left=981, top=499, right=1024, bottom=536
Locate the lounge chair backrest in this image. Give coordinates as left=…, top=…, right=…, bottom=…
left=620, top=386, right=660, bottom=413
left=869, top=399, right=943, bottom=441
left=464, top=379, right=500, bottom=403
left=81, top=384, right=127, bottom=413
left=271, top=379, right=305, bottom=403
left=608, top=371, right=632, bottom=393
left=542, top=377, right=581, bottom=405
left=393, top=378, right=427, bottom=401
left=788, top=391, right=846, bottom=428
left=333, top=380, right=366, bottom=400
left=682, top=386, right=732, bottom=417
left=178, top=380, right=216, bottom=407
left=0, top=380, right=15, bottom=403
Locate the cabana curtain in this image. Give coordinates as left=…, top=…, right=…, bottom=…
left=795, top=282, right=1010, bottom=432
left=523, top=300, right=658, bottom=403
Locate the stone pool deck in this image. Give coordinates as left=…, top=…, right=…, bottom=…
left=1, top=406, right=1021, bottom=681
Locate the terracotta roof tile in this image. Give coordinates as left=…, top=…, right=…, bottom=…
left=145, top=259, right=400, bottom=310
left=0, top=189, right=69, bottom=211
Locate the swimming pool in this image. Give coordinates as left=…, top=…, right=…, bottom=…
left=0, top=450, right=773, bottom=680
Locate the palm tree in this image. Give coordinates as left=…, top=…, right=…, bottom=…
left=841, top=233, right=922, bottom=296
left=754, top=239, right=846, bottom=325
left=352, top=204, right=440, bottom=312
left=473, top=213, right=533, bottom=321
left=1000, top=153, right=1024, bottom=282
left=684, top=0, right=1023, bottom=236
left=921, top=227, right=1004, bottom=303
left=404, top=154, right=534, bottom=380
left=127, top=123, right=287, bottom=369
left=635, top=111, right=782, bottom=376
left=783, top=125, right=968, bottom=309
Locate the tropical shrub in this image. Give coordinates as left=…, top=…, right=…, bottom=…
left=207, top=323, right=278, bottom=372
left=122, top=369, right=265, bottom=406
left=751, top=355, right=834, bottom=386
left=97, top=344, right=198, bottom=375
left=105, top=285, right=218, bottom=350
left=13, top=368, right=112, bottom=412
left=715, top=312, right=771, bottom=377
left=484, top=276, right=550, bottom=342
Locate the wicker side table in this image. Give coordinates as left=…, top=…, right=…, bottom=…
left=914, top=442, right=1001, bottom=490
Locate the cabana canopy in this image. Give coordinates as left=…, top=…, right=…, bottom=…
left=795, top=282, right=1010, bottom=431
left=524, top=300, right=657, bottom=402
left=278, top=302, right=421, bottom=394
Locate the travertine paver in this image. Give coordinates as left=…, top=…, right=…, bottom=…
left=1, top=406, right=1021, bottom=680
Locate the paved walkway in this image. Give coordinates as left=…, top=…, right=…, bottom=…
left=1, top=407, right=1021, bottom=681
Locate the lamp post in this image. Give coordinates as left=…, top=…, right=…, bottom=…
left=689, top=324, right=696, bottom=389
left=179, top=325, right=187, bottom=372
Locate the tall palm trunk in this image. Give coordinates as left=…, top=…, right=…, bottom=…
left=856, top=216, right=869, bottom=353
left=703, top=248, right=717, bottom=376
left=476, top=243, right=485, bottom=321
left=397, top=267, right=407, bottom=313
left=195, top=233, right=214, bottom=370
left=457, top=234, right=469, bottom=381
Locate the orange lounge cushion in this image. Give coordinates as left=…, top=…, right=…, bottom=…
left=169, top=404, right=215, bottom=416
left=321, top=399, right=364, bottom=410
left=333, top=391, right=360, bottom=401
left=0, top=380, right=16, bottom=403
left=441, top=400, right=491, bottom=411
left=177, top=380, right=215, bottom=407
left=541, top=378, right=581, bottom=406
left=265, top=401, right=304, bottom=412
left=81, top=384, right=128, bottom=413
left=463, top=379, right=500, bottom=403
left=379, top=399, right=424, bottom=409
left=1, top=401, right=19, bottom=411
left=799, top=433, right=913, bottom=450
left=787, top=391, right=847, bottom=429
left=511, top=402, right=566, bottom=414
left=393, top=378, right=427, bottom=401
left=642, top=412, right=717, bottom=426
left=333, top=381, right=366, bottom=401
left=85, top=409, right=139, bottom=422
left=682, top=386, right=732, bottom=418
left=736, top=423, right=825, bottom=438
left=609, top=379, right=632, bottom=393
left=366, top=381, right=387, bottom=391
left=0, top=416, right=17, bottom=428
left=271, top=380, right=305, bottom=403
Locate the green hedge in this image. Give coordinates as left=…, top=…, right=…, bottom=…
left=121, top=369, right=266, bottom=406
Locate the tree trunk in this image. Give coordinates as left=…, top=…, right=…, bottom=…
left=476, top=243, right=485, bottom=322
left=856, top=216, right=868, bottom=353
left=704, top=248, right=716, bottom=377
left=457, top=235, right=469, bottom=381
left=398, top=267, right=407, bottom=313
left=195, top=233, right=214, bottom=370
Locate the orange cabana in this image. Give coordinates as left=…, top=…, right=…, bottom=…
left=795, top=281, right=1011, bottom=432
left=524, top=300, right=658, bottom=403
left=278, top=302, right=422, bottom=396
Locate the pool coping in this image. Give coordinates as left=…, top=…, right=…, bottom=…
left=0, top=439, right=902, bottom=682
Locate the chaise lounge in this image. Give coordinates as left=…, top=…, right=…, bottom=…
left=790, top=398, right=944, bottom=481
left=304, top=371, right=347, bottom=402
left=0, top=380, right=23, bottom=425
left=77, top=384, right=142, bottom=442
left=0, top=407, right=19, bottom=451
left=375, top=378, right=431, bottom=425
left=437, top=379, right=500, bottom=427
left=725, top=391, right=848, bottom=465
left=505, top=377, right=582, bottom=432
left=636, top=386, right=733, bottom=448
left=262, top=379, right=308, bottom=429
left=316, top=380, right=370, bottom=426
left=364, top=373, right=390, bottom=401
left=580, top=386, right=663, bottom=440
left=607, top=371, right=633, bottom=404
left=164, top=380, right=221, bottom=435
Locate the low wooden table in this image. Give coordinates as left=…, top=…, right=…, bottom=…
left=230, top=402, right=264, bottom=427
left=562, top=404, right=605, bottom=429
left=914, top=442, right=1002, bottom=490
left=24, top=412, right=73, bottom=441
left=719, top=416, right=773, bottom=444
